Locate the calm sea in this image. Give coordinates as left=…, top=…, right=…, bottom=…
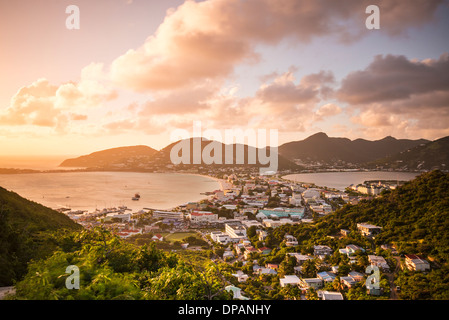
left=283, top=171, right=419, bottom=191
left=0, top=171, right=220, bottom=211
left=0, top=155, right=73, bottom=170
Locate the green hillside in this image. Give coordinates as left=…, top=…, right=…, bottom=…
left=307, top=170, right=448, bottom=263
left=271, top=170, right=449, bottom=299
left=59, top=145, right=158, bottom=168
left=369, top=136, right=449, bottom=171
left=0, top=186, right=81, bottom=286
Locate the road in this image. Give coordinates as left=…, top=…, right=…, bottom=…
left=0, top=287, right=15, bottom=300
left=386, top=256, right=401, bottom=300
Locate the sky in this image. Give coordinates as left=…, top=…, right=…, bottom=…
left=0, top=0, right=448, bottom=156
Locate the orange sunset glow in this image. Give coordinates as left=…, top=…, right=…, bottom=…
left=0, top=0, right=448, bottom=156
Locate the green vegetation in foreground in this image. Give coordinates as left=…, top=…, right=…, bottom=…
left=9, top=228, right=233, bottom=300
left=0, top=186, right=81, bottom=286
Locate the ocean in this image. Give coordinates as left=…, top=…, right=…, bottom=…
left=0, top=171, right=220, bottom=211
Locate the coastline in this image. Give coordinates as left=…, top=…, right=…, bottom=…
left=190, top=173, right=232, bottom=191
left=0, top=171, right=224, bottom=214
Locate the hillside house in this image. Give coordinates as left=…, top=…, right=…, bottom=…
left=357, top=223, right=382, bottom=237
left=405, top=254, right=431, bottom=272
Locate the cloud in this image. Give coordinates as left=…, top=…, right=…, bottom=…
left=337, top=53, right=449, bottom=105
left=338, top=53, right=449, bottom=139
left=140, top=83, right=219, bottom=115
left=110, top=0, right=444, bottom=92
left=255, top=70, right=335, bottom=116
left=314, top=103, right=342, bottom=121
left=0, top=63, right=117, bottom=130
left=0, top=78, right=59, bottom=127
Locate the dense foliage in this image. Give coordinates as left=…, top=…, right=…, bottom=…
left=9, top=228, right=233, bottom=300
left=0, top=186, right=81, bottom=286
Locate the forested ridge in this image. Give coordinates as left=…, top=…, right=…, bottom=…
left=0, top=186, right=81, bottom=286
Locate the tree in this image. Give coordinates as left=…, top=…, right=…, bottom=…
left=305, top=288, right=319, bottom=300
left=301, top=259, right=318, bottom=278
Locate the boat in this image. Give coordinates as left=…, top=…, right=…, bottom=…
left=132, top=193, right=141, bottom=201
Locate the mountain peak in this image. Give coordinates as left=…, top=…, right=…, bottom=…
left=380, top=135, right=397, bottom=141
left=306, top=132, right=329, bottom=140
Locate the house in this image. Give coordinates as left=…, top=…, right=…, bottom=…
left=288, top=253, right=313, bottom=265
left=223, top=250, right=235, bottom=260
left=225, top=285, right=250, bottom=300
left=367, top=287, right=383, bottom=296
left=280, top=275, right=301, bottom=287
left=340, top=276, right=357, bottom=288
left=284, top=234, right=299, bottom=247
left=405, top=254, right=431, bottom=272
left=266, top=263, right=279, bottom=270
left=368, top=255, right=390, bottom=272
left=151, top=234, right=164, bottom=241
left=340, top=229, right=350, bottom=237
left=357, top=223, right=382, bottom=237
left=293, top=266, right=302, bottom=275
left=258, top=247, right=272, bottom=255
left=254, top=266, right=277, bottom=275
left=232, top=270, right=249, bottom=282
left=299, top=278, right=323, bottom=290
left=243, top=246, right=257, bottom=260
left=313, top=245, right=333, bottom=257
left=339, top=244, right=365, bottom=256
left=317, top=290, right=344, bottom=300
left=257, top=230, right=268, bottom=241
left=348, top=271, right=365, bottom=282
left=317, top=271, right=336, bottom=283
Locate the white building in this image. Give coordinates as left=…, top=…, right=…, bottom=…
left=153, top=210, right=184, bottom=220
left=317, top=290, right=344, bottom=300
left=187, top=211, right=218, bottom=223
left=302, top=188, right=321, bottom=199
left=280, top=275, right=301, bottom=287
left=210, top=231, right=231, bottom=245
left=289, top=193, right=303, bottom=206
left=284, top=234, right=299, bottom=247
left=225, top=223, right=247, bottom=242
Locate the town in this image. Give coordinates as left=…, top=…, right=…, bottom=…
left=59, top=168, right=432, bottom=300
